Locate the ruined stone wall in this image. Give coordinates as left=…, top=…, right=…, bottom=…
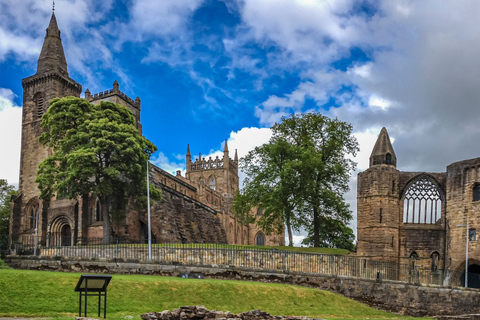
left=446, top=158, right=480, bottom=273
left=7, top=256, right=480, bottom=318
left=141, top=306, right=322, bottom=320
left=357, top=167, right=448, bottom=268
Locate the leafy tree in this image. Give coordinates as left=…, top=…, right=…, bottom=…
left=0, top=179, right=17, bottom=253
left=36, top=97, right=161, bottom=243
left=233, top=138, right=302, bottom=246
left=301, top=217, right=356, bottom=251
left=234, top=112, right=358, bottom=247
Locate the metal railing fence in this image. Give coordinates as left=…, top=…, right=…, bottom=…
left=8, top=234, right=459, bottom=287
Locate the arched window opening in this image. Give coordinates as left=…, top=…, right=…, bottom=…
left=431, top=252, right=439, bottom=272
left=257, top=207, right=264, bottom=216
left=209, top=176, right=216, bottom=190
left=256, top=232, right=265, bottom=246
left=29, top=204, right=39, bottom=230
left=473, top=184, right=480, bottom=201
left=410, top=251, right=418, bottom=267
left=34, top=92, right=45, bottom=119
left=403, top=177, right=442, bottom=224
left=386, top=153, right=392, bottom=165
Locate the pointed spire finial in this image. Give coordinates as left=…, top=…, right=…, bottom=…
left=234, top=149, right=238, bottom=162
left=224, top=139, right=229, bottom=153
left=53, top=0, right=55, bottom=12
left=186, top=144, right=191, bottom=156
left=369, top=127, right=397, bottom=168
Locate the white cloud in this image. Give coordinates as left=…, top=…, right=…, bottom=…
left=0, top=88, right=22, bottom=187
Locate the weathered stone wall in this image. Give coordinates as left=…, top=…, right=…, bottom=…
left=7, top=256, right=480, bottom=318
left=446, top=158, right=480, bottom=273
left=141, top=306, right=323, bottom=320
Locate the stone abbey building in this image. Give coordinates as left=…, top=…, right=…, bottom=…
left=357, top=127, right=480, bottom=286
left=9, top=12, right=284, bottom=247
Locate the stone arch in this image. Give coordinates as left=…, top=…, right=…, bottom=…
left=256, top=231, right=265, bottom=246
left=430, top=251, right=440, bottom=272
left=48, top=214, right=73, bottom=246
left=454, top=258, right=480, bottom=288
left=401, top=174, right=444, bottom=224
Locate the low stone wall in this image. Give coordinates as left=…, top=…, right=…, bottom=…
left=141, top=306, right=323, bottom=320
left=7, top=256, right=480, bottom=318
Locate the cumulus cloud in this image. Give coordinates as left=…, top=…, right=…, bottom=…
left=0, top=88, right=22, bottom=187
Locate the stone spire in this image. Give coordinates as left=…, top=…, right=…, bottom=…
left=234, top=149, right=238, bottom=163
left=37, top=12, right=68, bottom=76
left=370, top=127, right=397, bottom=167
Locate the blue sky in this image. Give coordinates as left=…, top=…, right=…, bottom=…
left=3, top=0, right=480, bottom=243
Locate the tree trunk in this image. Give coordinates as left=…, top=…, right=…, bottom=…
left=100, top=195, right=112, bottom=244
left=286, top=214, right=293, bottom=246
left=313, top=206, right=320, bottom=247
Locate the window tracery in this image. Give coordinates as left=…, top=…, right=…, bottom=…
left=403, top=177, right=442, bottom=224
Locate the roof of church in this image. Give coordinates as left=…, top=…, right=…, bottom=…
left=370, top=127, right=396, bottom=167
left=37, top=12, right=69, bottom=76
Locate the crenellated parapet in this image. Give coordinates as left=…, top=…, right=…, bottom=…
left=84, top=80, right=142, bottom=134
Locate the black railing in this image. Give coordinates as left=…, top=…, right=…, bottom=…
left=7, top=234, right=457, bottom=287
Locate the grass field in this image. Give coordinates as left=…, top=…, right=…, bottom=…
left=0, top=269, right=430, bottom=320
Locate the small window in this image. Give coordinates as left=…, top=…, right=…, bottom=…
left=410, top=251, right=418, bottom=260
left=209, top=177, right=216, bottom=190
left=470, top=228, right=476, bottom=241
left=473, top=184, right=480, bottom=201
left=257, top=207, right=264, bottom=216
left=379, top=208, right=383, bottom=223
left=386, top=153, right=392, bottom=165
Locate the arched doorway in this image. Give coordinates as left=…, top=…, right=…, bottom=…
left=61, top=225, right=71, bottom=246
left=256, top=232, right=265, bottom=246
left=460, top=263, right=480, bottom=288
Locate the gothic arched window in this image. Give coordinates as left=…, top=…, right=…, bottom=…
left=34, top=92, right=45, bottom=120
left=473, top=184, right=480, bottom=201
left=209, top=176, right=216, bottom=190
left=256, top=232, right=265, bottom=246
left=403, top=176, right=442, bottom=224
left=29, top=203, right=39, bottom=229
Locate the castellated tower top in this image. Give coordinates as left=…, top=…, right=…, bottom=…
left=369, top=127, right=397, bottom=168
left=37, top=12, right=68, bottom=76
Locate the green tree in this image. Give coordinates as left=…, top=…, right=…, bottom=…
left=36, top=97, right=161, bottom=243
left=234, top=112, right=358, bottom=247
left=301, top=217, right=356, bottom=251
left=233, top=138, right=302, bottom=246
left=0, top=179, right=17, bottom=253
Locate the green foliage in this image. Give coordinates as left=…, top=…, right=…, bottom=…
left=36, top=97, right=161, bottom=241
left=0, top=269, right=425, bottom=319
left=0, top=179, right=17, bottom=252
left=0, top=258, right=9, bottom=269
left=302, top=217, right=356, bottom=251
left=235, top=112, right=358, bottom=247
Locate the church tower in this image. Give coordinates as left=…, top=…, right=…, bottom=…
left=11, top=12, right=82, bottom=236
left=357, top=127, right=400, bottom=263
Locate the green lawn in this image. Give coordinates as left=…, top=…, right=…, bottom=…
left=0, top=269, right=429, bottom=320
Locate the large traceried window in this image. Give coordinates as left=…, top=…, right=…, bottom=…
left=403, top=176, right=442, bottom=224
